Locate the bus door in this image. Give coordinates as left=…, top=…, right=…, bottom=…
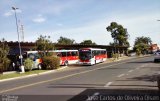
left=71, top=51, right=79, bottom=61
left=60, top=52, right=67, bottom=65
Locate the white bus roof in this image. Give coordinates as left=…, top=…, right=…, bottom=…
left=24, top=51, right=38, bottom=54
left=79, top=48, right=106, bottom=51
left=50, top=50, right=78, bottom=52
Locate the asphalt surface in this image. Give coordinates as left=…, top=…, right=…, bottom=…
left=0, top=56, right=160, bottom=101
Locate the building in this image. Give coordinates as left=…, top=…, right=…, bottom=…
left=149, top=44, right=159, bottom=53
left=4, top=41, right=128, bottom=58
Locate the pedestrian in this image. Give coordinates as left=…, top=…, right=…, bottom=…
left=12, top=62, right=15, bottom=70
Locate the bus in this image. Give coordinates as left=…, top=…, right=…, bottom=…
left=78, top=48, right=107, bottom=65
left=23, top=51, right=42, bottom=69
left=51, top=50, right=79, bottom=66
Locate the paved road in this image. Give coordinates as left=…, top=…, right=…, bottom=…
left=0, top=56, right=160, bottom=101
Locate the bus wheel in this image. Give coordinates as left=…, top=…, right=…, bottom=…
left=101, top=58, right=103, bottom=62
left=38, top=64, right=42, bottom=70
left=64, top=61, right=68, bottom=66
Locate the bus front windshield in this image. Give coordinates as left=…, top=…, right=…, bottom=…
left=79, top=50, right=91, bottom=60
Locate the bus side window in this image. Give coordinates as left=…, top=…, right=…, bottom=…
left=35, top=53, right=40, bottom=59
left=67, top=52, right=71, bottom=56
left=92, top=51, right=95, bottom=58
left=95, top=50, right=98, bottom=55
left=61, top=52, right=66, bottom=57
left=28, top=53, right=35, bottom=61
left=72, top=51, right=78, bottom=56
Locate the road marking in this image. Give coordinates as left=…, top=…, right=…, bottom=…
left=104, top=82, right=113, bottom=87
left=0, top=56, right=151, bottom=94
left=117, top=74, right=125, bottom=77
left=128, top=70, right=134, bottom=73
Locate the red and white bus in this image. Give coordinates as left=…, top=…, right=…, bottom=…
left=52, top=50, right=79, bottom=66
left=78, top=48, right=107, bottom=65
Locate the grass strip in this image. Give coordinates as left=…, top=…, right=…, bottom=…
left=0, top=70, right=49, bottom=80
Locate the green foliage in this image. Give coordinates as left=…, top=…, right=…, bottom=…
left=106, top=22, right=130, bottom=47
left=80, top=40, right=96, bottom=45
left=133, top=36, right=152, bottom=56
left=57, top=36, right=75, bottom=45
left=36, top=35, right=54, bottom=56
left=0, top=38, right=11, bottom=72
left=134, top=36, right=152, bottom=45
left=42, top=56, right=60, bottom=70
left=112, top=53, right=119, bottom=60
left=109, top=42, right=116, bottom=46
left=24, top=58, right=34, bottom=71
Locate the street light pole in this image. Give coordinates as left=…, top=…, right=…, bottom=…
left=12, top=7, right=24, bottom=73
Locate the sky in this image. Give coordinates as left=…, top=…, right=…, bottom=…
left=0, top=0, right=160, bottom=48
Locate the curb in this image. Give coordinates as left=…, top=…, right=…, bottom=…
left=0, top=66, right=68, bottom=83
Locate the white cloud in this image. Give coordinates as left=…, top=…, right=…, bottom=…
left=3, top=9, right=22, bottom=17
left=15, top=9, right=22, bottom=13
left=4, top=11, right=12, bottom=17
left=32, top=15, right=46, bottom=23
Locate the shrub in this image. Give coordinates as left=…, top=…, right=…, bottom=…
left=112, top=53, right=119, bottom=60
left=3, top=58, right=11, bottom=71
left=0, top=57, right=11, bottom=73
left=24, top=58, right=34, bottom=71
left=42, top=56, right=60, bottom=70
left=0, top=63, right=3, bottom=73
left=0, top=39, right=10, bottom=73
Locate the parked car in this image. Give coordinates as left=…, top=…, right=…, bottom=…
left=154, top=50, right=160, bottom=62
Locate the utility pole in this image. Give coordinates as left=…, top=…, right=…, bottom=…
left=21, top=24, right=24, bottom=42
left=18, top=20, right=25, bottom=42
left=12, top=6, right=25, bottom=73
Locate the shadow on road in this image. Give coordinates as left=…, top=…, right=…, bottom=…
left=127, top=60, right=154, bottom=64
left=48, top=83, right=104, bottom=89
left=68, top=89, right=160, bottom=101
left=116, top=73, right=160, bottom=82
left=98, top=67, right=130, bottom=71
left=110, top=84, right=157, bottom=88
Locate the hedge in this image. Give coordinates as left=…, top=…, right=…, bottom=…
left=42, top=56, right=60, bottom=70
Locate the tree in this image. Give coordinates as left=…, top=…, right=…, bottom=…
left=80, top=40, right=96, bottom=45
left=106, top=22, right=130, bottom=47
left=0, top=38, right=11, bottom=73
left=57, top=36, right=75, bottom=45
left=36, top=35, right=54, bottom=56
left=133, top=36, right=152, bottom=55
left=134, top=36, right=152, bottom=46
